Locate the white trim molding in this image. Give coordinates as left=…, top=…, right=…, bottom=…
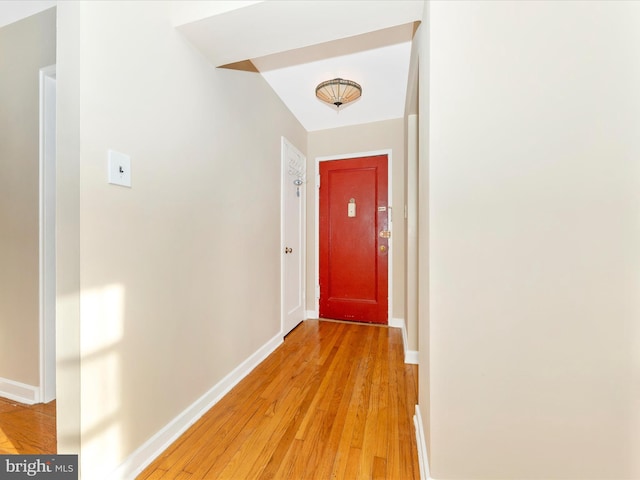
left=106, top=331, right=284, bottom=480
left=389, top=317, right=419, bottom=365
left=414, top=404, right=431, bottom=480
left=39, top=64, right=57, bottom=404
left=405, top=350, right=419, bottom=365
left=0, top=377, right=39, bottom=404
left=305, top=310, right=318, bottom=320
left=389, top=317, right=404, bottom=329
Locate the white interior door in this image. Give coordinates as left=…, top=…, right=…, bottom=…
left=281, top=137, right=305, bottom=336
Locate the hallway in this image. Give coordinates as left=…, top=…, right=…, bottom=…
left=138, top=319, right=419, bottom=479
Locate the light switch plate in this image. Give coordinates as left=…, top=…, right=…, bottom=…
left=108, top=150, right=131, bottom=187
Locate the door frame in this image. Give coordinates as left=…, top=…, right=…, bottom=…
left=314, top=149, right=393, bottom=321
left=281, top=136, right=306, bottom=336
left=39, top=64, right=56, bottom=403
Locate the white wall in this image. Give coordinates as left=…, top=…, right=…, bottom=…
left=0, top=7, right=56, bottom=388
left=56, top=1, right=306, bottom=476
left=56, top=0, right=81, bottom=456
left=426, top=1, right=640, bottom=478
left=414, top=1, right=431, bottom=455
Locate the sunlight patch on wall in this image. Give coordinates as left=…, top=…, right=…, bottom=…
left=81, top=285, right=124, bottom=356
left=80, top=284, right=124, bottom=474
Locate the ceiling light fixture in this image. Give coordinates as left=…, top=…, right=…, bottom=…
left=315, top=78, right=362, bottom=109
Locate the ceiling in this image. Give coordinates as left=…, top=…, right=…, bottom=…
left=0, top=0, right=55, bottom=29
left=0, top=1, right=424, bottom=132
left=177, top=1, right=424, bottom=132
left=251, top=23, right=415, bottom=132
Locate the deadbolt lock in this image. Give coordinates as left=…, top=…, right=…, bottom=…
left=379, top=230, right=391, bottom=238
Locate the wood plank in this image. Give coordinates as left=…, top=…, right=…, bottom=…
left=285, top=328, right=359, bottom=476
left=0, top=398, right=56, bottom=455
left=358, top=327, right=387, bottom=479
left=344, top=446, right=363, bottom=479
left=215, top=385, right=303, bottom=479
left=385, top=331, right=403, bottom=476
left=136, top=468, right=169, bottom=480
left=310, top=326, right=367, bottom=480
left=328, top=325, right=376, bottom=479
left=266, top=337, right=344, bottom=479
left=349, top=326, right=378, bottom=450
left=182, top=397, right=270, bottom=477
left=256, top=368, right=333, bottom=479
left=373, top=455, right=387, bottom=480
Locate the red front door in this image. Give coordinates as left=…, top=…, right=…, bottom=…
left=319, top=155, right=389, bottom=324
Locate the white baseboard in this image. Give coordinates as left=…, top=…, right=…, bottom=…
left=305, top=310, right=318, bottom=319
left=405, top=350, right=419, bottom=365
left=389, top=317, right=419, bottom=365
left=106, top=331, right=284, bottom=480
left=0, top=377, right=39, bottom=404
left=388, top=317, right=404, bottom=329
left=414, top=404, right=431, bottom=480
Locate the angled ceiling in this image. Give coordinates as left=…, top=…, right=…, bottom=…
left=0, top=1, right=423, bottom=133
left=178, top=1, right=424, bottom=132
left=0, top=0, right=56, bottom=29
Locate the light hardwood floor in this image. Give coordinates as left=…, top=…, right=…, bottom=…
left=0, top=397, right=56, bottom=454
left=138, top=319, right=419, bottom=480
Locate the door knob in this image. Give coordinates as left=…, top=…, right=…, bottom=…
left=379, top=245, right=387, bottom=252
